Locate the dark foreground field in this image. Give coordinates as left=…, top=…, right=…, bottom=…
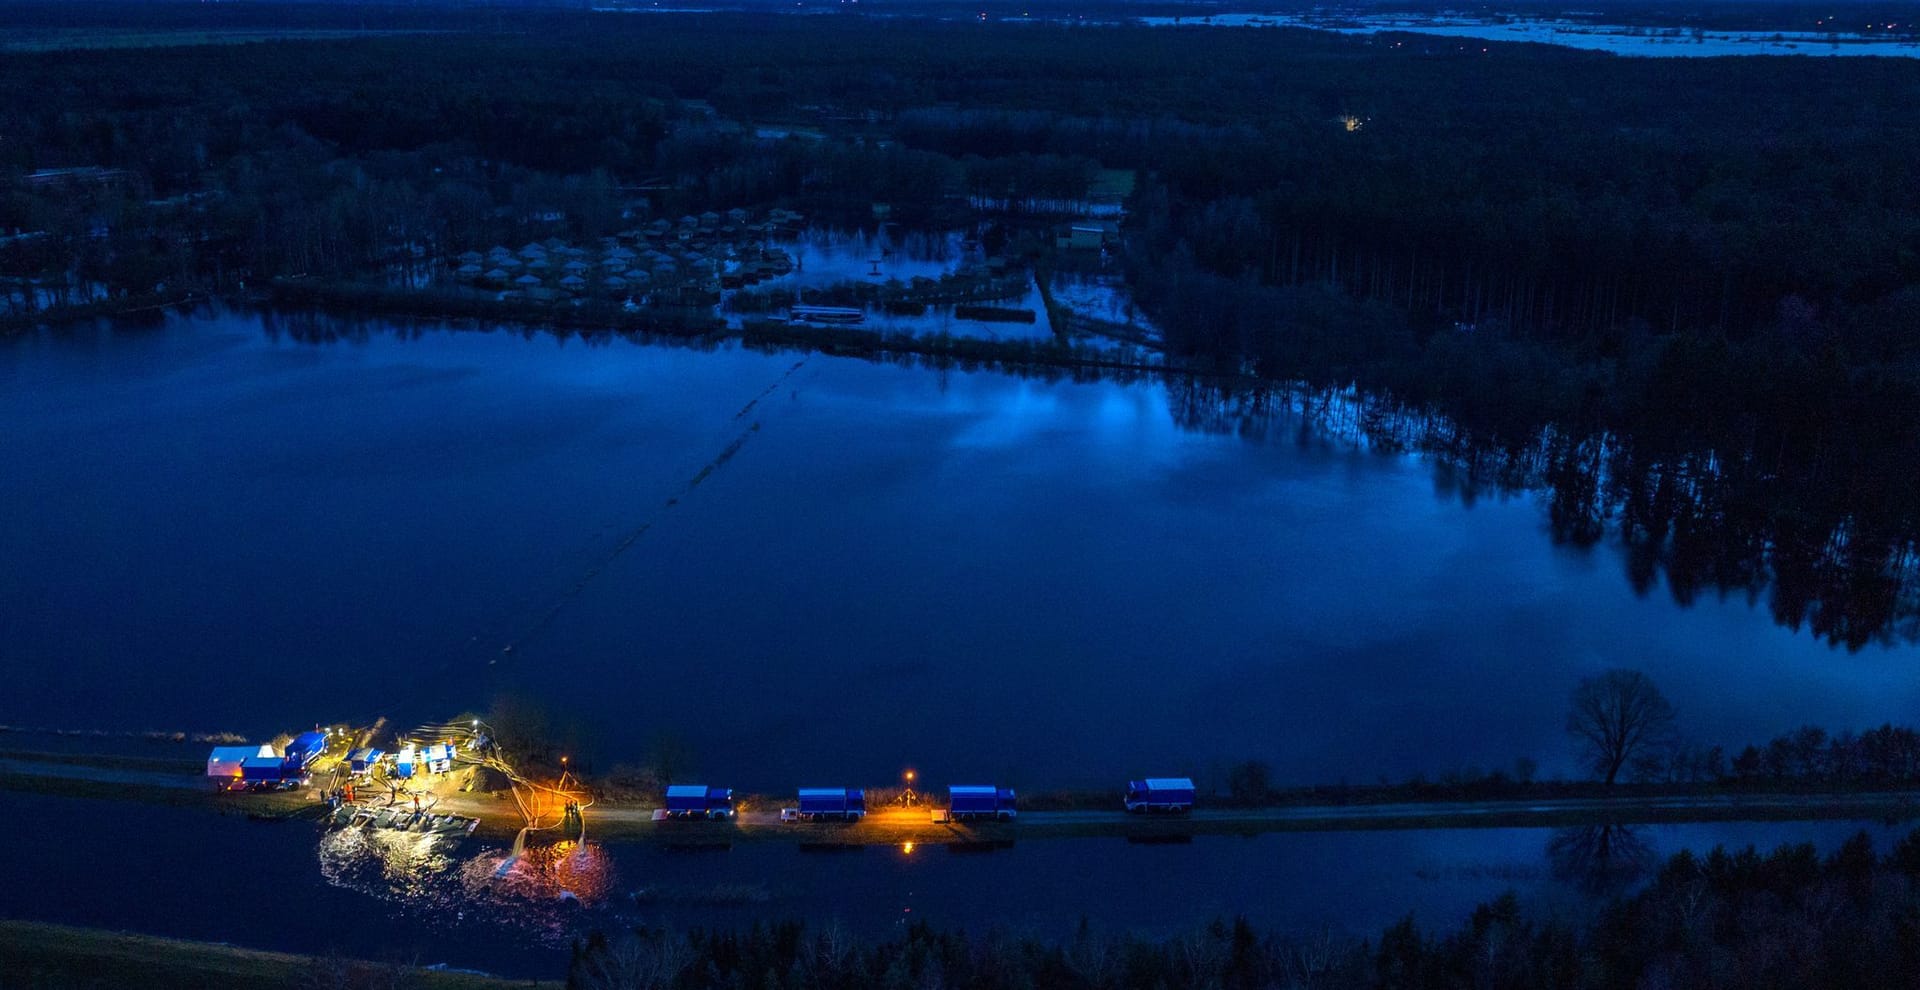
left=0, top=921, right=556, bottom=990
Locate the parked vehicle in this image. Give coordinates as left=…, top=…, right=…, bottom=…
left=664, top=784, right=735, bottom=820
left=937, top=785, right=1016, bottom=822
left=348, top=747, right=385, bottom=775
left=240, top=754, right=299, bottom=789
left=781, top=787, right=867, bottom=822
left=1124, top=777, right=1196, bottom=814
left=284, top=731, right=328, bottom=771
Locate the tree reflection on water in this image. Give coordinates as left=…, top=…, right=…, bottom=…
left=265, top=312, right=1920, bottom=650
left=1547, top=824, right=1659, bottom=896
left=1163, top=376, right=1920, bottom=650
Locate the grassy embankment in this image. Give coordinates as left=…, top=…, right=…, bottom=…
left=504, top=794, right=1920, bottom=847
left=0, top=768, right=316, bottom=820
left=0, top=921, right=557, bottom=990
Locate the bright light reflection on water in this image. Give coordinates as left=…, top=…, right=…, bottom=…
left=316, top=829, right=616, bottom=943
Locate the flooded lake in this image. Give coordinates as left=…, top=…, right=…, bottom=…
left=0, top=790, right=1908, bottom=978
left=4, top=308, right=1920, bottom=791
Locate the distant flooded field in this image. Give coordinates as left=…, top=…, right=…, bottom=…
left=1137, top=12, right=1920, bottom=58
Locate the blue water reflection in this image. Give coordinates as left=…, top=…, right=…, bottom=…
left=2, top=309, right=1918, bottom=793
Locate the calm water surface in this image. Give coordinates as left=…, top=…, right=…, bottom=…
left=0, top=791, right=1905, bottom=979
left=3, top=308, right=1918, bottom=790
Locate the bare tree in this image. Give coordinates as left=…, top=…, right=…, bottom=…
left=1567, top=668, right=1677, bottom=785
left=572, top=931, right=690, bottom=990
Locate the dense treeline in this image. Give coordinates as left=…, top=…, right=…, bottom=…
left=14, top=8, right=1919, bottom=301
left=11, top=9, right=1919, bottom=350
left=1197, top=719, right=1920, bottom=807
left=1727, top=723, right=1920, bottom=786
left=563, top=829, right=1920, bottom=989
left=8, top=9, right=1920, bottom=344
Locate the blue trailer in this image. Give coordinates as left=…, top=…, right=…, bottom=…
left=1125, top=777, right=1196, bottom=814
left=284, top=731, right=327, bottom=771
left=943, top=785, right=1016, bottom=822
left=783, top=788, right=867, bottom=822
left=348, top=748, right=385, bottom=775
left=240, top=755, right=294, bottom=786
left=663, top=785, right=735, bottom=820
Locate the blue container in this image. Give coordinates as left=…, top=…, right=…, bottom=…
left=797, top=788, right=866, bottom=818
left=285, top=731, right=327, bottom=770
left=240, top=755, right=290, bottom=782
left=948, top=785, right=1016, bottom=819
left=1125, top=777, right=1196, bottom=813
left=665, top=785, right=733, bottom=817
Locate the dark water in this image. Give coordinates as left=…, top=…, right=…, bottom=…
left=0, top=791, right=1905, bottom=979
left=3, top=309, right=1919, bottom=791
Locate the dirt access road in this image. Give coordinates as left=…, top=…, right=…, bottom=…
left=7, top=752, right=1917, bottom=846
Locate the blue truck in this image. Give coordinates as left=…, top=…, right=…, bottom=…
left=663, top=785, right=735, bottom=820
left=940, top=785, right=1017, bottom=822
left=240, top=754, right=296, bottom=787
left=1124, top=777, right=1196, bottom=814
left=284, top=731, right=328, bottom=772
left=782, top=788, right=867, bottom=822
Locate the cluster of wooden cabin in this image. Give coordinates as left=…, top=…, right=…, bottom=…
left=448, top=207, right=806, bottom=303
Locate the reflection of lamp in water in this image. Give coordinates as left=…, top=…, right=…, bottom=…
left=901, top=842, right=915, bottom=855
